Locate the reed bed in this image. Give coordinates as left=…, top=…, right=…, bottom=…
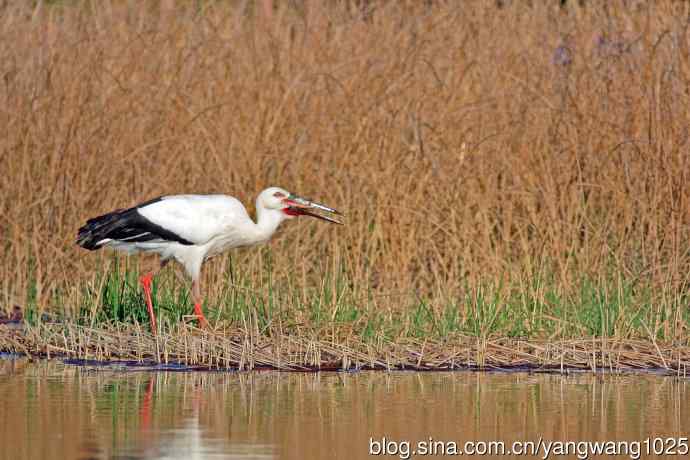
left=1, top=1, right=689, bottom=368
left=3, top=321, right=690, bottom=373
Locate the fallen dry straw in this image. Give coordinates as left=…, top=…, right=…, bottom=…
left=2, top=323, right=689, bottom=375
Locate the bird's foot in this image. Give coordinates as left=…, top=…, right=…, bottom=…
left=193, top=302, right=209, bottom=329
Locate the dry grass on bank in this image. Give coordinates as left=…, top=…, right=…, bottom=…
left=3, top=322, right=690, bottom=373
left=0, top=1, right=689, bottom=348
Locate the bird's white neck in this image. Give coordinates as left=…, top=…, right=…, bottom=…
left=250, top=205, right=286, bottom=244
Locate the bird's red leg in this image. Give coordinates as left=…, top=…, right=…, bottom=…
left=191, top=279, right=209, bottom=328
left=139, top=273, right=157, bottom=332
left=139, top=260, right=169, bottom=333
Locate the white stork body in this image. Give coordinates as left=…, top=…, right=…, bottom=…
left=77, top=187, right=342, bottom=331
left=105, top=194, right=280, bottom=280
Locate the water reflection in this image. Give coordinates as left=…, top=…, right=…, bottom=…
left=1, top=358, right=688, bottom=460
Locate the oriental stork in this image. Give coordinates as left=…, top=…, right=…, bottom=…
left=76, top=187, right=343, bottom=331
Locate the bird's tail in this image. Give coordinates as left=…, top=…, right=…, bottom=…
left=76, top=210, right=125, bottom=250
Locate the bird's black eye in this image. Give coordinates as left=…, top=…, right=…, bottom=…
left=273, top=192, right=285, bottom=198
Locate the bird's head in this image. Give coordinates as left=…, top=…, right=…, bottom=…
left=258, top=187, right=343, bottom=224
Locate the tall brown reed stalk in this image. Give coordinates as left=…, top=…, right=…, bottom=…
left=0, top=1, right=688, bottom=323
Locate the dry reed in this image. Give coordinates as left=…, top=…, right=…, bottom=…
left=1, top=1, right=689, bottom=364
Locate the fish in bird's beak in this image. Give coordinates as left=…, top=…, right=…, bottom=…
left=283, top=194, right=344, bottom=224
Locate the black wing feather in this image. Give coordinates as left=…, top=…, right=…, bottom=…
left=76, top=197, right=194, bottom=250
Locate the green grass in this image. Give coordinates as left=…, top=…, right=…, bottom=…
left=10, top=258, right=689, bottom=372
left=26, top=261, right=684, bottom=345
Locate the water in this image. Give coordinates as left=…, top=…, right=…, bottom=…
left=1, top=357, right=688, bottom=459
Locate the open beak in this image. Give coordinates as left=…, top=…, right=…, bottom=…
left=283, top=194, right=344, bottom=225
